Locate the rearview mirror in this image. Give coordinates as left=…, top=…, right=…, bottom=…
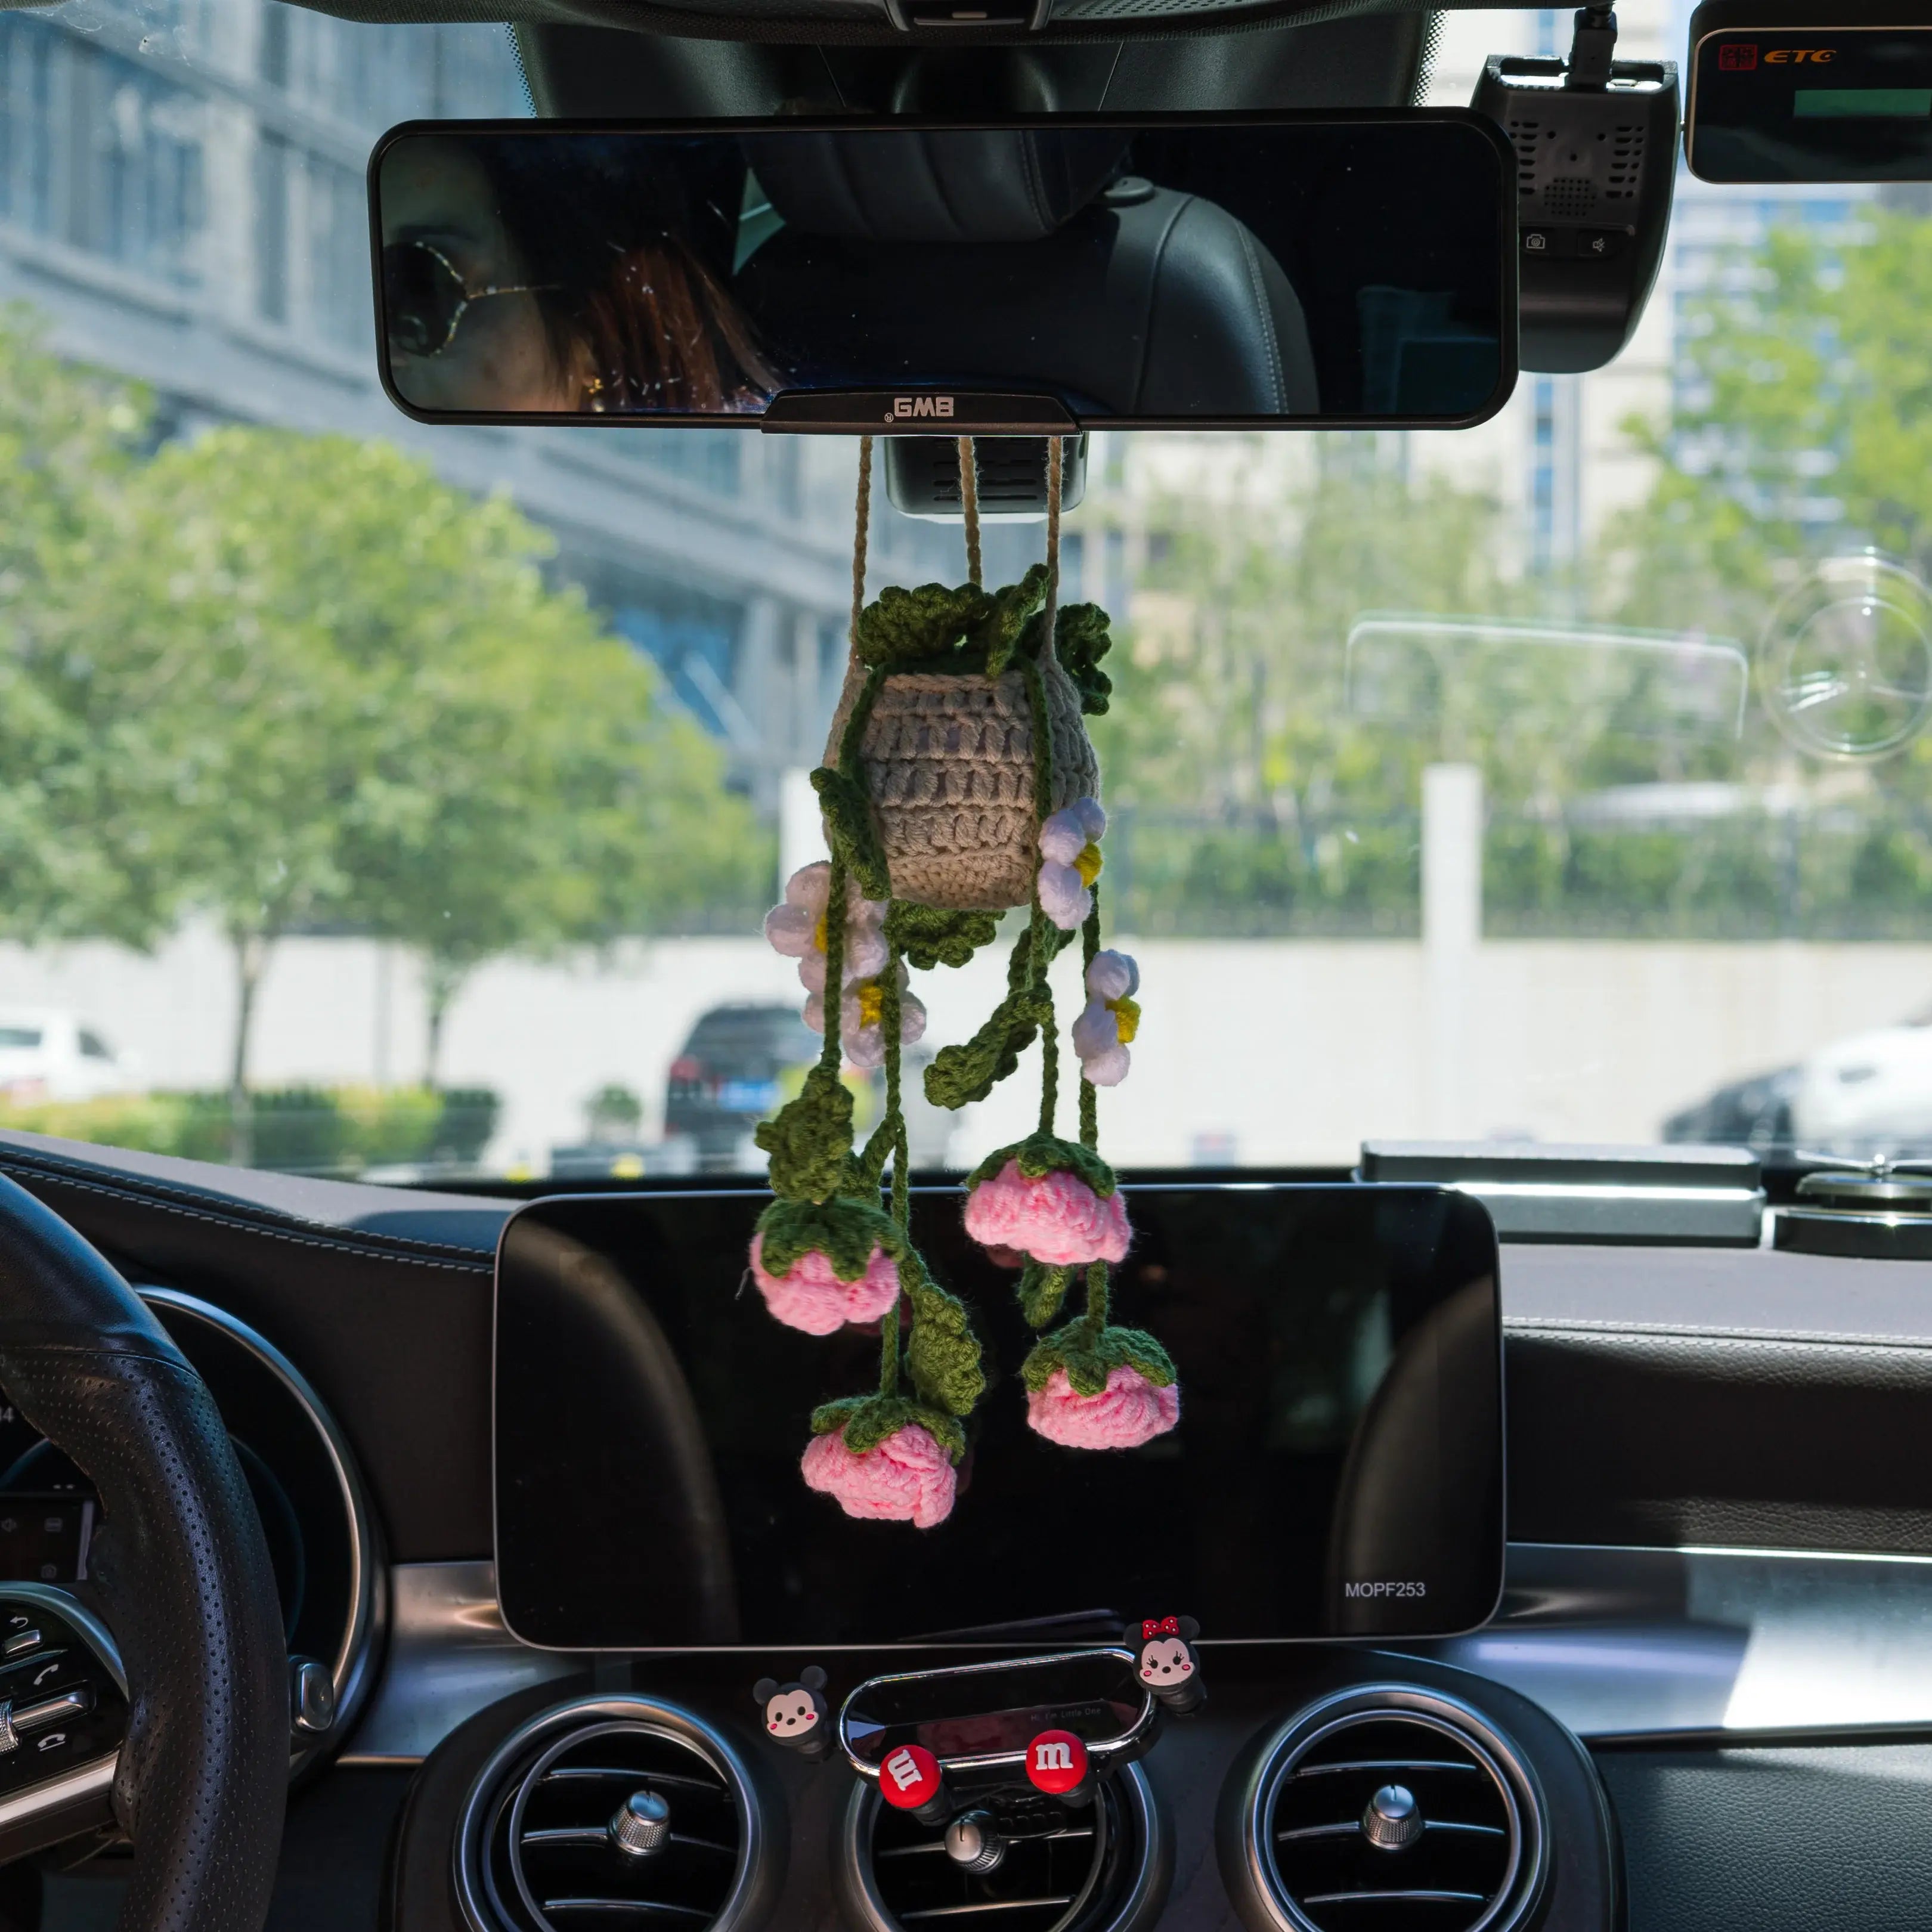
left=369, top=114, right=1516, bottom=433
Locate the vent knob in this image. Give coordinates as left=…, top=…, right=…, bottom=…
left=609, top=1788, right=673, bottom=1859
left=1361, top=1783, right=1423, bottom=1850
left=942, top=1809, right=1007, bottom=1875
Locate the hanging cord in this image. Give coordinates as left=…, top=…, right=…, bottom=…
left=958, top=436, right=982, bottom=588
left=1078, top=894, right=1101, bottom=1150
left=851, top=432, right=902, bottom=1401
left=852, top=435, right=874, bottom=643
left=1054, top=437, right=1106, bottom=1340
left=1041, top=435, right=1063, bottom=658
left=815, top=437, right=872, bottom=1087
left=1030, top=436, right=1067, bottom=1139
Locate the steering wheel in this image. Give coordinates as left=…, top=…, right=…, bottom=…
left=0, top=1175, right=287, bottom=1931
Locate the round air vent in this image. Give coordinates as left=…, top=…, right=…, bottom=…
left=1220, top=1686, right=1547, bottom=1932
left=837, top=1761, right=1167, bottom=1932
left=454, top=1695, right=778, bottom=1932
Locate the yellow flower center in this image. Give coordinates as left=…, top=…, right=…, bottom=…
left=856, top=980, right=885, bottom=1028
left=1107, top=995, right=1140, bottom=1044
left=813, top=912, right=829, bottom=953
left=1075, top=841, right=1104, bottom=887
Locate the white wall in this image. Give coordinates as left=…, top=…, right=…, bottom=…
left=5, top=922, right=1931, bottom=1174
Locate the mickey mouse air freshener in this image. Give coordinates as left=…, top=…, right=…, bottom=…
left=753, top=1664, right=832, bottom=1760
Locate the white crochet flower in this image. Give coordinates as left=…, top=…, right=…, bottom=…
left=804, top=961, right=927, bottom=1070
left=764, top=862, right=888, bottom=991
left=1071, top=949, right=1140, bottom=1088
left=1038, top=796, right=1107, bottom=931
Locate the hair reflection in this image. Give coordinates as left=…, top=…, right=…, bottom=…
left=382, top=133, right=779, bottom=416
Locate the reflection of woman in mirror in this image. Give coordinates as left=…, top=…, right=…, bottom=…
left=382, top=135, right=779, bottom=415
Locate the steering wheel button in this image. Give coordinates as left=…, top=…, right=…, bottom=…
left=15, top=1688, right=92, bottom=1734
left=2, top=1630, right=42, bottom=1659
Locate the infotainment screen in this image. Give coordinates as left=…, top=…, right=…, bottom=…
left=494, top=1185, right=1502, bottom=1650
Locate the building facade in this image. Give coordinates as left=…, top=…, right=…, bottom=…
left=0, top=0, right=970, bottom=809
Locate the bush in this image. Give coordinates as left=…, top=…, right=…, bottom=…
left=0, top=1086, right=500, bottom=1173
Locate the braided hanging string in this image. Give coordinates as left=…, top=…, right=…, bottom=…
left=1033, top=436, right=1066, bottom=1138
left=852, top=434, right=874, bottom=639
left=957, top=436, right=982, bottom=589
left=816, top=435, right=873, bottom=1088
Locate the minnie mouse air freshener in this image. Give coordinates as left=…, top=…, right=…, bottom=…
left=753, top=1664, right=833, bottom=1760
left=1129, top=1615, right=1205, bottom=1715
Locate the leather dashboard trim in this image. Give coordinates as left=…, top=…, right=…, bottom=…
left=0, top=1133, right=515, bottom=1564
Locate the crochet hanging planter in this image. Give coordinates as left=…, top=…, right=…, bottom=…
left=823, top=615, right=1100, bottom=911
left=744, top=440, right=1178, bottom=1530
left=818, top=566, right=1110, bottom=911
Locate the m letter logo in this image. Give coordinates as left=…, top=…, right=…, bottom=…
left=1024, top=1729, right=1089, bottom=1796
left=878, top=1744, right=942, bottom=1810
left=1718, top=42, right=1757, bottom=69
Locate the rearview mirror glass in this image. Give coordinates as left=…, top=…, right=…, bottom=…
left=369, top=114, right=1516, bottom=432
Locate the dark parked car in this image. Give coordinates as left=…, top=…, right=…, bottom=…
left=1663, top=1063, right=1798, bottom=1150
left=665, top=1001, right=821, bottom=1165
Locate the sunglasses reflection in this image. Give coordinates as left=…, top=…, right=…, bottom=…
left=379, top=135, right=777, bottom=416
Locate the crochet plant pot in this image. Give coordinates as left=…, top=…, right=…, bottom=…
left=823, top=651, right=1100, bottom=912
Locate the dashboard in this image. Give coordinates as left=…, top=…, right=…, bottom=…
left=0, top=1128, right=1927, bottom=1932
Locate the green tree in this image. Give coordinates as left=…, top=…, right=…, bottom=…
left=71, top=428, right=764, bottom=1150
left=1606, top=210, right=1932, bottom=621
left=0, top=306, right=177, bottom=945
left=1098, top=444, right=1525, bottom=828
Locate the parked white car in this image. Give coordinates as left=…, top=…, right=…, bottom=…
left=1789, top=1019, right=1932, bottom=1157
left=0, top=1009, right=138, bottom=1103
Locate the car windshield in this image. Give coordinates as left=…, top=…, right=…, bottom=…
left=0, top=1, right=1920, bottom=1184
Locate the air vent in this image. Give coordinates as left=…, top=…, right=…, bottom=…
left=1504, top=117, right=1544, bottom=196
left=1220, top=1688, right=1546, bottom=1932
left=838, top=1762, right=1167, bottom=1932
left=454, top=1696, right=777, bottom=1932
left=1603, top=125, right=1645, bottom=200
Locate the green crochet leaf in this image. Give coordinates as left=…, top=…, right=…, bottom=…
left=900, top=1253, right=986, bottom=1417
left=754, top=1064, right=855, bottom=1203
left=922, top=921, right=1072, bottom=1111
left=810, top=1392, right=967, bottom=1463
left=967, top=1131, right=1117, bottom=1199
left=924, top=984, right=1052, bottom=1111
left=1053, top=603, right=1114, bottom=716
left=755, top=1196, right=903, bottom=1281
left=886, top=903, right=1001, bottom=971
left=854, top=581, right=991, bottom=669
left=1020, top=1323, right=1176, bottom=1398
left=810, top=764, right=891, bottom=900
left=1017, top=1261, right=1073, bottom=1327
left=977, top=564, right=1051, bottom=679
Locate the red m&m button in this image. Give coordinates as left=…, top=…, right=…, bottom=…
left=878, top=1743, right=943, bottom=1811
left=1024, top=1729, right=1088, bottom=1797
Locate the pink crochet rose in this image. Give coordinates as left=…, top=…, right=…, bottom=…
left=964, top=1160, right=1130, bottom=1266
left=1027, top=1364, right=1179, bottom=1450
left=750, top=1235, right=901, bottom=1337
left=801, top=1423, right=956, bottom=1528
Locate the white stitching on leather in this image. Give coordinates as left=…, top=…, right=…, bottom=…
left=0, top=1162, right=494, bottom=1276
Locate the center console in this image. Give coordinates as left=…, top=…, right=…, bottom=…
left=388, top=1185, right=1614, bottom=1932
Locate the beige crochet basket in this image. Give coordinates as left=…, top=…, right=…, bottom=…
left=824, top=652, right=1100, bottom=911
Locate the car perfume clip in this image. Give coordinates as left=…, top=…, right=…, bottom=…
left=835, top=1648, right=1163, bottom=1828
